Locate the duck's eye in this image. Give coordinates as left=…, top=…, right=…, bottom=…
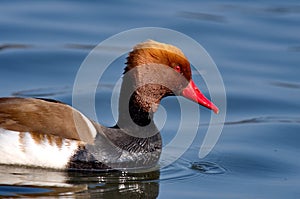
left=175, top=65, right=181, bottom=73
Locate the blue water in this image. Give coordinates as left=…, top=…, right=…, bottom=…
left=1, top=0, right=300, bottom=198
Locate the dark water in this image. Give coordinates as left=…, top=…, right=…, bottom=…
left=1, top=0, right=300, bottom=198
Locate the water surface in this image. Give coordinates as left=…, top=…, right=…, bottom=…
left=0, top=0, right=300, bottom=198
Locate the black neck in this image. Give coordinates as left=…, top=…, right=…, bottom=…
left=117, top=89, right=155, bottom=129
left=116, top=76, right=161, bottom=136
left=128, top=95, right=153, bottom=126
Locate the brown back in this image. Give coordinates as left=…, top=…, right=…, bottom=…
left=0, top=97, right=95, bottom=143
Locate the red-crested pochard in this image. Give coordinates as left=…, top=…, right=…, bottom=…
left=0, top=40, right=218, bottom=170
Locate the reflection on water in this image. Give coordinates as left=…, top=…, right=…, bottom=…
left=0, top=156, right=226, bottom=197
left=68, top=170, right=160, bottom=198
left=0, top=159, right=226, bottom=197
left=0, top=165, right=87, bottom=197
left=0, top=165, right=159, bottom=198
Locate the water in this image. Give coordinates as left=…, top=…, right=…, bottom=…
left=0, top=0, right=300, bottom=198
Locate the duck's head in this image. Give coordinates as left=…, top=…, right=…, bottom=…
left=123, top=40, right=219, bottom=115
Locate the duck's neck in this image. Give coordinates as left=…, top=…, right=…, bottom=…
left=117, top=85, right=155, bottom=128
left=127, top=95, right=154, bottom=126
left=117, top=75, right=165, bottom=132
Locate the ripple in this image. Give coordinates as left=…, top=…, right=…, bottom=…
left=288, top=46, right=300, bottom=52
left=64, top=43, right=96, bottom=50
left=0, top=43, right=32, bottom=51
left=199, top=116, right=300, bottom=127
left=64, top=43, right=128, bottom=52
left=159, top=158, right=225, bottom=183
left=264, top=5, right=300, bottom=14
left=178, top=11, right=226, bottom=23
left=12, top=84, right=116, bottom=97
left=219, top=4, right=300, bottom=15
left=224, top=116, right=300, bottom=125
left=160, top=162, right=196, bottom=182
left=190, top=161, right=226, bottom=174
left=12, top=86, right=71, bottom=97
left=271, top=81, right=300, bottom=89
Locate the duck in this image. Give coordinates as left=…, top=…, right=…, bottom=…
left=0, top=40, right=218, bottom=171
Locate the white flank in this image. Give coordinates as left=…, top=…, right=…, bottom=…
left=0, top=128, right=80, bottom=169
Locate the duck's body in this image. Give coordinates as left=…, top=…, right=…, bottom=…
left=0, top=97, right=161, bottom=170
left=0, top=40, right=218, bottom=170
